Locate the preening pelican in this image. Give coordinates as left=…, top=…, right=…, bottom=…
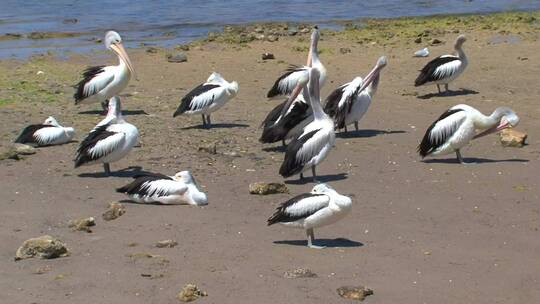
left=418, top=104, right=519, bottom=164
left=268, top=183, right=352, bottom=249
left=415, top=35, right=467, bottom=94
left=279, top=68, right=335, bottom=182
left=173, top=72, right=238, bottom=128
left=75, top=96, right=139, bottom=174
left=74, top=31, right=135, bottom=109
left=267, top=26, right=326, bottom=98
left=117, top=171, right=208, bottom=205
left=15, top=116, right=75, bottom=146
left=324, top=56, right=387, bottom=132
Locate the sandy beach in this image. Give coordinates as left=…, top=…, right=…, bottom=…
left=1, top=12, right=540, bottom=303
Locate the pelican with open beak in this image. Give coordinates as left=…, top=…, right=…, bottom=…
left=74, top=31, right=135, bottom=111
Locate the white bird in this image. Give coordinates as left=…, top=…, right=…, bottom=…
left=279, top=68, right=335, bottom=182
left=414, top=47, right=429, bottom=57
left=324, top=56, right=387, bottom=133
left=75, top=96, right=139, bottom=175
left=267, top=183, right=352, bottom=249
left=267, top=26, right=326, bottom=98
left=15, top=116, right=75, bottom=146
left=418, top=104, right=519, bottom=164
left=173, top=72, right=238, bottom=128
left=116, top=171, right=208, bottom=205
left=74, top=31, right=135, bottom=110
left=415, top=35, right=467, bottom=94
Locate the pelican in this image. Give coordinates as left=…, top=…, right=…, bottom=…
left=324, top=56, right=387, bottom=132
left=267, top=26, right=326, bottom=98
left=279, top=68, right=335, bottom=182
left=74, top=96, right=139, bottom=174
left=259, top=91, right=312, bottom=147
left=415, top=35, right=467, bottom=94
left=267, top=183, right=352, bottom=249
left=117, top=171, right=208, bottom=205
left=74, top=31, right=135, bottom=110
left=15, top=116, right=75, bottom=146
left=173, top=72, right=238, bottom=128
left=418, top=104, right=519, bottom=164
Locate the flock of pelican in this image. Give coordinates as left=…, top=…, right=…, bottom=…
left=15, top=27, right=520, bottom=248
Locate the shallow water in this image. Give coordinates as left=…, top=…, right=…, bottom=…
left=0, top=0, right=539, bottom=58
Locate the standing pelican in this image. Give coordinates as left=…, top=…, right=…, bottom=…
left=173, top=72, right=238, bottom=128
left=324, top=56, right=387, bottom=132
left=75, top=96, right=139, bottom=174
left=267, top=183, right=352, bottom=249
left=267, top=26, right=326, bottom=98
left=414, top=35, right=467, bottom=94
left=117, top=171, right=208, bottom=205
left=15, top=116, right=75, bottom=146
left=279, top=68, right=335, bottom=182
left=74, top=31, right=135, bottom=109
left=418, top=104, right=519, bottom=164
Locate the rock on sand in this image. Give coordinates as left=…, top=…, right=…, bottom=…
left=249, top=182, right=289, bottom=195
left=15, top=235, right=69, bottom=261
left=177, top=283, right=207, bottom=302
left=499, top=128, right=527, bottom=147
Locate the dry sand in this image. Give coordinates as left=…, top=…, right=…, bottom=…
left=1, top=24, right=540, bottom=304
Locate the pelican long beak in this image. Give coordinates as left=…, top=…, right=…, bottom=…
left=306, top=50, right=312, bottom=67
left=110, top=43, right=136, bottom=80
left=473, top=118, right=511, bottom=139
left=280, top=82, right=305, bottom=117
left=357, top=56, right=387, bottom=94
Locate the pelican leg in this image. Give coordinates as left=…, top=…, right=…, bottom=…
left=103, top=163, right=111, bottom=175
left=206, top=115, right=212, bottom=127
left=445, top=84, right=449, bottom=92
left=344, top=125, right=348, bottom=133
left=201, top=115, right=207, bottom=127
left=312, top=166, right=318, bottom=183
left=300, top=172, right=304, bottom=180
left=101, top=100, right=109, bottom=115
left=306, top=228, right=325, bottom=249
left=456, top=150, right=476, bottom=165
left=354, top=121, right=359, bottom=132
left=437, top=84, right=441, bottom=94
left=282, top=139, right=286, bottom=147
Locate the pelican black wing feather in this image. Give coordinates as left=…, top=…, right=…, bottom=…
left=415, top=56, right=460, bottom=86
left=173, top=84, right=221, bottom=117
left=259, top=100, right=309, bottom=143
left=116, top=173, right=173, bottom=196
left=14, top=124, right=48, bottom=144
left=418, top=108, right=464, bottom=157
left=279, top=129, right=320, bottom=177
left=267, top=65, right=304, bottom=98
left=74, top=66, right=106, bottom=102
left=74, top=123, right=116, bottom=167
left=267, top=193, right=327, bottom=225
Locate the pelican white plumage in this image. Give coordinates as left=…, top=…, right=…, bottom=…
left=267, top=183, right=352, bottom=249
left=74, top=31, right=135, bottom=109
left=75, top=96, right=139, bottom=174
left=418, top=104, right=519, bottom=164
left=324, top=56, right=387, bottom=132
left=15, top=116, right=75, bottom=146
left=267, top=26, right=326, bottom=98
left=116, top=171, right=208, bottom=205
left=173, top=72, right=238, bottom=128
left=415, top=35, right=467, bottom=93
left=279, top=68, right=335, bottom=182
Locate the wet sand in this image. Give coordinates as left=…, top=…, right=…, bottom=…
left=1, top=22, right=540, bottom=303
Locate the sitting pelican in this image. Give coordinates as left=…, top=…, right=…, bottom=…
left=415, top=35, right=467, bottom=94
left=324, top=56, right=387, bottom=132
left=74, top=31, right=135, bottom=110
left=267, top=26, right=326, bottom=98
left=75, top=96, right=139, bottom=175
left=418, top=104, right=519, bottom=164
left=279, top=68, right=335, bottom=182
left=117, top=171, right=208, bottom=205
left=267, top=183, right=352, bottom=249
left=15, top=116, right=75, bottom=146
left=173, top=72, right=238, bottom=128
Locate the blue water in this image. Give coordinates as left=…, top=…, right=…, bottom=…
left=0, top=0, right=539, bottom=58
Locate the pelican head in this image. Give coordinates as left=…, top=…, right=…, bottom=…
left=174, top=170, right=195, bottom=183
left=312, top=183, right=335, bottom=194
left=474, top=107, right=519, bottom=139
left=43, top=116, right=60, bottom=126
left=454, top=34, right=466, bottom=49
left=356, top=56, right=387, bottom=94
left=228, top=81, right=239, bottom=96
left=105, top=31, right=135, bottom=77
left=307, top=25, right=321, bottom=66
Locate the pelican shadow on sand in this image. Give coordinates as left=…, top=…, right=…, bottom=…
left=417, top=88, right=479, bottom=100
left=284, top=173, right=348, bottom=185
left=181, top=123, right=249, bottom=130
left=78, top=109, right=149, bottom=116
left=423, top=157, right=529, bottom=164
left=336, top=129, right=406, bottom=139
left=274, top=238, right=363, bottom=248
left=78, top=166, right=146, bottom=178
